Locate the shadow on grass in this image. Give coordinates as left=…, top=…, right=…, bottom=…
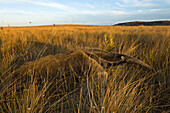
left=14, top=41, right=69, bottom=67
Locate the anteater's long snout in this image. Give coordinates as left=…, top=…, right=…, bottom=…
left=121, top=55, right=152, bottom=70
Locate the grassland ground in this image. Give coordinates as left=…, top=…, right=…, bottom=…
left=0, top=25, right=169, bottom=112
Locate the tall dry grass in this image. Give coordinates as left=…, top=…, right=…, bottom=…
left=0, top=25, right=169, bottom=112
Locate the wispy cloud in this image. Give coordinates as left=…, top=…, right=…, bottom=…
left=132, top=8, right=170, bottom=14
left=111, top=11, right=128, bottom=15
left=134, top=3, right=158, bottom=7
left=75, top=10, right=128, bottom=16
left=150, top=9, right=162, bottom=12
left=0, top=0, right=76, bottom=11
left=116, top=0, right=158, bottom=8
left=28, top=1, right=76, bottom=11
left=115, top=2, right=125, bottom=7
left=74, top=2, right=95, bottom=9
left=86, top=3, right=95, bottom=9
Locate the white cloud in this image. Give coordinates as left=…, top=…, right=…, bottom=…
left=111, top=11, right=128, bottom=15
left=138, top=10, right=143, bottom=12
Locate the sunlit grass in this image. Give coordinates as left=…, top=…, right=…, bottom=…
left=0, top=25, right=169, bottom=112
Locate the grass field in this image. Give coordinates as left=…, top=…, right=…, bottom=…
left=0, top=25, right=169, bottom=112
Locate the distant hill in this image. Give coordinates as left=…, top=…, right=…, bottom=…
left=114, top=20, right=170, bottom=26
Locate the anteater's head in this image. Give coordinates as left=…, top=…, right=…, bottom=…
left=115, top=54, right=152, bottom=70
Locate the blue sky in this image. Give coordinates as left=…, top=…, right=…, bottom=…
left=0, top=0, right=170, bottom=26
